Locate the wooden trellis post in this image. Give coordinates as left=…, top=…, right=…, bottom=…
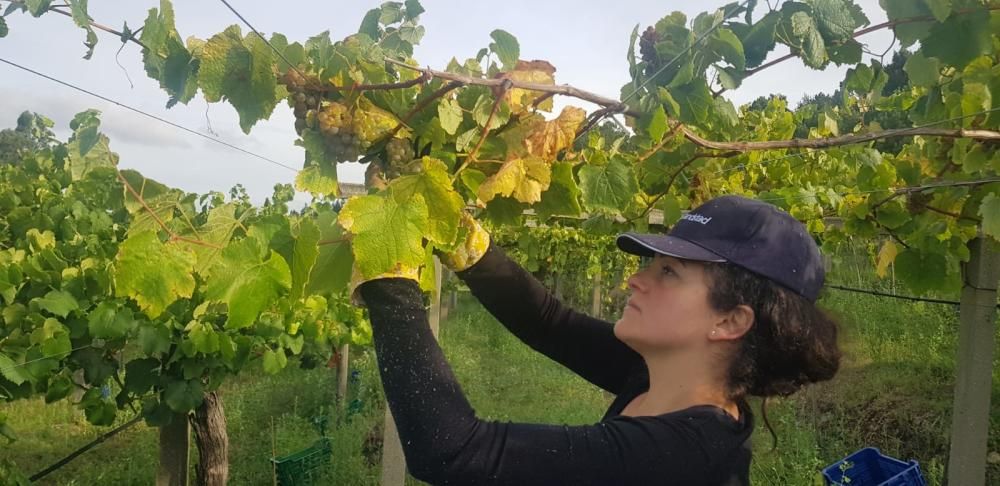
left=157, top=414, right=190, bottom=486
left=946, top=236, right=1000, bottom=486
left=381, top=257, right=443, bottom=485
left=336, top=343, right=350, bottom=408
left=591, top=268, right=603, bottom=320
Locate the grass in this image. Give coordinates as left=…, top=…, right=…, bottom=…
left=2, top=271, right=999, bottom=485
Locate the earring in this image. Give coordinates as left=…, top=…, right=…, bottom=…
left=710, top=330, right=717, bottom=337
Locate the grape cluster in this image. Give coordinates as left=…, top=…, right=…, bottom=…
left=318, top=102, right=365, bottom=163
left=639, top=26, right=661, bottom=75
left=386, top=137, right=415, bottom=167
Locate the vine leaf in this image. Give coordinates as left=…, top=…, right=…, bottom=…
left=338, top=191, right=429, bottom=280
left=875, top=240, right=899, bottom=278
left=88, top=302, right=135, bottom=340
left=34, top=290, right=79, bottom=318
left=578, top=156, right=639, bottom=214
left=437, top=98, right=463, bottom=135
left=389, top=157, right=463, bottom=246
left=306, top=210, right=353, bottom=295
left=478, top=157, right=552, bottom=204
left=140, top=0, right=198, bottom=107
left=489, top=29, right=520, bottom=70
left=114, top=230, right=197, bottom=319
left=536, top=162, right=583, bottom=220
left=894, top=249, right=947, bottom=293
left=203, top=236, right=292, bottom=330
left=978, top=193, right=1000, bottom=241
left=524, top=106, right=586, bottom=160
left=290, top=218, right=320, bottom=301
left=903, top=51, right=941, bottom=88
left=198, top=25, right=279, bottom=133
left=499, top=60, right=558, bottom=113
left=67, top=0, right=98, bottom=59
left=921, top=9, right=993, bottom=69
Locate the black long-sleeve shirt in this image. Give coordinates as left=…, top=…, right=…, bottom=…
left=358, top=243, right=753, bottom=485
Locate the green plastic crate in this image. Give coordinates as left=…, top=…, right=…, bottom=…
left=271, top=437, right=332, bottom=486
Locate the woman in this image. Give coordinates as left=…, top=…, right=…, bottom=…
left=354, top=195, right=841, bottom=485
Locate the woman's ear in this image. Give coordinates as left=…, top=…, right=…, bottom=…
left=710, top=305, right=754, bottom=341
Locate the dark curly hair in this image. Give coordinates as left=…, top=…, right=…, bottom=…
left=703, top=262, right=841, bottom=446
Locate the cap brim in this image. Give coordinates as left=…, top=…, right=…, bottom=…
left=616, top=232, right=727, bottom=263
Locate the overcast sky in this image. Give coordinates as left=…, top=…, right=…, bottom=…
left=0, top=0, right=894, bottom=204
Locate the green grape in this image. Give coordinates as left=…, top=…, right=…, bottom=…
left=386, top=137, right=415, bottom=167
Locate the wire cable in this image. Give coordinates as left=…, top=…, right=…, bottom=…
left=0, top=57, right=299, bottom=173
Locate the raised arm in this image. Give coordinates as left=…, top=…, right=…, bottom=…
left=455, top=243, right=641, bottom=395
left=358, top=278, right=748, bottom=486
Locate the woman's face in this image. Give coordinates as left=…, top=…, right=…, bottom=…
left=614, top=254, right=724, bottom=354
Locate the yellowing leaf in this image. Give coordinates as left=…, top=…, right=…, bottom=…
left=524, top=107, right=586, bottom=160
left=876, top=240, right=898, bottom=278
left=500, top=60, right=557, bottom=113
left=478, top=157, right=551, bottom=204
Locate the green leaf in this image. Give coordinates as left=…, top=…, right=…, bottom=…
left=124, top=358, right=160, bottom=394
left=489, top=29, right=520, bottom=70
left=140, top=0, right=198, bottom=106
left=923, top=0, right=952, bottom=22
left=578, top=156, right=639, bottom=213
left=338, top=192, right=428, bottom=280
left=978, top=193, right=1000, bottom=241
left=262, top=348, right=287, bottom=375
left=903, top=51, right=941, bottom=88
left=404, top=0, right=425, bottom=20
left=644, top=106, right=669, bottom=143
left=290, top=218, right=320, bottom=301
left=66, top=133, right=118, bottom=181
left=472, top=94, right=511, bottom=130
left=710, top=28, right=745, bottom=71
left=35, top=318, right=71, bottom=357
left=163, top=380, right=203, bottom=412
left=45, top=374, right=73, bottom=403
left=198, top=25, right=279, bottom=133
left=477, top=157, right=552, bottom=204
left=807, top=0, right=859, bottom=43
left=0, top=353, right=29, bottom=386
left=114, top=231, right=197, bottom=319
left=203, top=237, right=292, bottom=330
left=535, top=162, right=583, bottom=220
left=34, top=290, right=79, bottom=318
left=786, top=11, right=828, bottom=69
left=25, top=0, right=52, bottom=16
left=671, top=80, right=713, bottom=125
left=295, top=163, right=339, bottom=197
left=879, top=0, right=933, bottom=46
left=389, top=157, right=463, bottom=246
left=894, top=249, right=948, bottom=293
left=921, top=10, right=992, bottom=69
left=138, top=324, right=172, bottom=357
left=437, top=98, right=463, bottom=135
left=0, top=17, right=8, bottom=38
left=306, top=210, right=353, bottom=295
left=88, top=302, right=134, bottom=339
left=67, top=0, right=97, bottom=59
left=187, top=321, right=220, bottom=355
left=961, top=83, right=991, bottom=121
left=741, top=11, right=780, bottom=69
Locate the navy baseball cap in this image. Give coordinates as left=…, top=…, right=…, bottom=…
left=616, top=195, right=825, bottom=301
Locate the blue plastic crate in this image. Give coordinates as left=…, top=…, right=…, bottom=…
left=823, top=448, right=925, bottom=486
